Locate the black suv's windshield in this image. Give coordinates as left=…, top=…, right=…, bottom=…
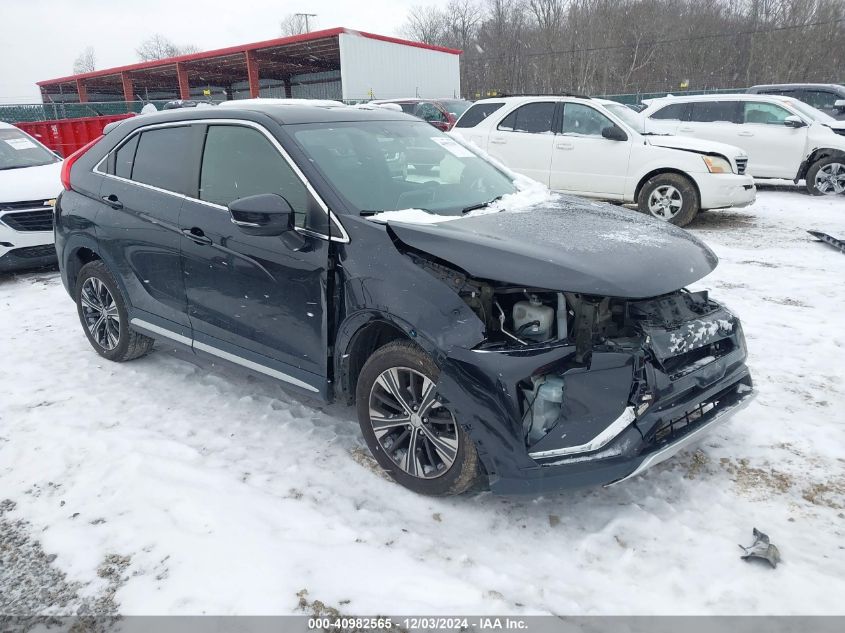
left=291, top=120, right=516, bottom=216
left=0, top=129, right=59, bottom=170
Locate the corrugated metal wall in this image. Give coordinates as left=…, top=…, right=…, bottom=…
left=338, top=33, right=460, bottom=101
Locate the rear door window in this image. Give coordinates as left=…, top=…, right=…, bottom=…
left=130, top=126, right=193, bottom=193
left=688, top=101, right=742, bottom=123
left=455, top=102, right=505, bottom=128
left=649, top=103, right=689, bottom=120
left=199, top=124, right=310, bottom=228
left=497, top=102, right=556, bottom=133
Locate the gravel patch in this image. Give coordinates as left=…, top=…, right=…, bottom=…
left=0, top=498, right=126, bottom=630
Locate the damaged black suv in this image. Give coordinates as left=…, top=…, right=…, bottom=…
left=55, top=101, right=754, bottom=495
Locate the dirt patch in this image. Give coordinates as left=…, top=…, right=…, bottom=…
left=763, top=296, right=810, bottom=308
left=685, top=450, right=710, bottom=480
left=715, top=281, right=749, bottom=290
left=350, top=447, right=391, bottom=481
left=802, top=479, right=845, bottom=510
left=720, top=458, right=793, bottom=500
left=689, top=211, right=757, bottom=231
left=0, top=498, right=129, bottom=627
left=738, top=260, right=780, bottom=268
left=297, top=588, right=406, bottom=633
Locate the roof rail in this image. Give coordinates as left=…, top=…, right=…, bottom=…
left=497, top=92, right=592, bottom=100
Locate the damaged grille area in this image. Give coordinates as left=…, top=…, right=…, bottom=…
left=647, top=378, right=751, bottom=447
left=662, top=337, right=736, bottom=380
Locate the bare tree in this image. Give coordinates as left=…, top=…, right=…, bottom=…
left=73, top=46, right=96, bottom=74
left=136, top=34, right=200, bottom=61
left=444, top=0, right=484, bottom=49
left=400, top=5, right=449, bottom=44
left=407, top=0, right=845, bottom=98
left=280, top=13, right=317, bottom=36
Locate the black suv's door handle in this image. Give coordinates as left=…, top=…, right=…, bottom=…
left=101, top=194, right=123, bottom=210
left=181, top=227, right=212, bottom=245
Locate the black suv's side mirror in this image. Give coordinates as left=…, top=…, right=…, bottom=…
left=228, top=193, right=306, bottom=250
left=601, top=125, right=628, bottom=141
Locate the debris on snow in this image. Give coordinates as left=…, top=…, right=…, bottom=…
left=807, top=229, right=845, bottom=254
left=739, top=528, right=781, bottom=569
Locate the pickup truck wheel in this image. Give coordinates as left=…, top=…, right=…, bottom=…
left=806, top=157, right=845, bottom=195
left=75, top=261, right=154, bottom=362
left=355, top=340, right=483, bottom=496
left=638, top=173, right=700, bottom=226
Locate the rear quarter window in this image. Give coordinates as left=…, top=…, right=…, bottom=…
left=649, top=103, right=689, bottom=120
left=688, top=101, right=742, bottom=123
left=130, top=126, right=193, bottom=193
left=114, top=135, right=139, bottom=179
left=455, top=102, right=505, bottom=128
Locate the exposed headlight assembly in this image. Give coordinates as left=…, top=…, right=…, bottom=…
left=702, top=155, right=733, bottom=174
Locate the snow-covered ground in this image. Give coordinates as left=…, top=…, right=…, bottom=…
left=1, top=186, right=843, bottom=617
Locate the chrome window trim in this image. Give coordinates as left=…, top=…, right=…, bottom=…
left=93, top=118, right=350, bottom=244
left=130, top=318, right=319, bottom=393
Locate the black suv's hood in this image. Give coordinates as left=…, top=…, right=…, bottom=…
left=387, top=197, right=717, bottom=299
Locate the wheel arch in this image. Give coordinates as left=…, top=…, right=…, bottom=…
left=798, top=148, right=845, bottom=180
left=64, top=242, right=102, bottom=294
left=634, top=168, right=702, bottom=205
left=334, top=311, right=436, bottom=405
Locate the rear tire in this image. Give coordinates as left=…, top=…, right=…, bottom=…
left=355, top=340, right=483, bottom=496
left=75, top=260, right=154, bottom=362
left=806, top=157, right=845, bottom=196
left=638, top=173, right=700, bottom=227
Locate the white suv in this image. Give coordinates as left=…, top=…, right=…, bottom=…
left=641, top=93, right=845, bottom=196
left=0, top=122, right=63, bottom=272
left=451, top=96, right=755, bottom=226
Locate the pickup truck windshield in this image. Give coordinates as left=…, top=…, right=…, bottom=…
left=0, top=129, right=59, bottom=170
left=784, top=99, right=835, bottom=123
left=291, top=120, right=516, bottom=216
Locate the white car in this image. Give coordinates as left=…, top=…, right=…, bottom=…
left=0, top=122, right=63, bottom=272
left=451, top=96, right=755, bottom=226
left=640, top=93, right=845, bottom=195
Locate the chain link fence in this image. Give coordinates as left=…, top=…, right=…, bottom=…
left=0, top=101, right=176, bottom=124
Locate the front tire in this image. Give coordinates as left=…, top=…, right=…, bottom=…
left=355, top=340, right=483, bottom=496
left=806, top=157, right=845, bottom=196
left=638, top=173, right=700, bottom=226
left=75, top=260, right=154, bottom=362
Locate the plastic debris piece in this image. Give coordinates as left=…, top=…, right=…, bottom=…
left=807, top=230, right=845, bottom=254
left=739, top=528, right=781, bottom=568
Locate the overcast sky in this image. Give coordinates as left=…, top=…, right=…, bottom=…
left=0, top=0, right=448, bottom=103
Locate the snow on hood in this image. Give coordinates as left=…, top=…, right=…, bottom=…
left=647, top=135, right=747, bottom=158
left=367, top=134, right=555, bottom=225
left=0, top=161, right=63, bottom=203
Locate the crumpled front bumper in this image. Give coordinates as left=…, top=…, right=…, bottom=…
left=435, top=307, right=754, bottom=495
